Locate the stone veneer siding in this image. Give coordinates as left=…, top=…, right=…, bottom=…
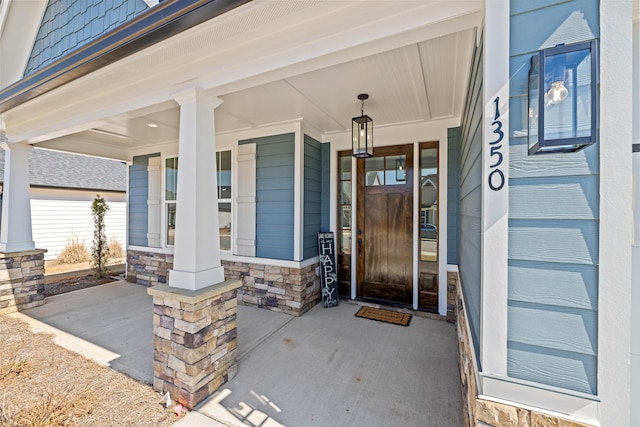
left=222, top=260, right=321, bottom=317
left=126, top=249, right=173, bottom=287
left=126, top=249, right=321, bottom=317
left=0, top=249, right=46, bottom=315
left=149, top=281, right=241, bottom=409
left=453, top=271, right=593, bottom=427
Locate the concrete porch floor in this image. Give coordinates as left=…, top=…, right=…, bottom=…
left=14, top=281, right=462, bottom=426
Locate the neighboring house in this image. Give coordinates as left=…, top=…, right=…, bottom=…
left=0, top=0, right=637, bottom=426
left=0, top=148, right=127, bottom=261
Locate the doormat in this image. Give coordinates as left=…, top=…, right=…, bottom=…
left=355, top=306, right=412, bottom=326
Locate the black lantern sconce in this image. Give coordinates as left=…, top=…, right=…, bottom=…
left=528, top=40, right=597, bottom=155
left=352, top=93, right=373, bottom=158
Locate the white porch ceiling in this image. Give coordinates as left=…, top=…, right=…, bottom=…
left=70, top=29, right=476, bottom=150
left=14, top=0, right=481, bottom=157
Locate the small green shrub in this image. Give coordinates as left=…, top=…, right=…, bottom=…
left=91, top=195, right=110, bottom=278
left=56, top=238, right=89, bottom=264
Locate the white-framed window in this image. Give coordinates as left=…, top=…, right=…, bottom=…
left=165, top=157, right=178, bottom=246
left=216, top=150, right=232, bottom=251
left=163, top=150, right=232, bottom=251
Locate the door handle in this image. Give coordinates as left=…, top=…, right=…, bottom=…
left=357, top=238, right=362, bottom=256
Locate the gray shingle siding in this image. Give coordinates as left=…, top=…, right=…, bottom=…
left=0, top=148, right=126, bottom=192
left=24, top=0, right=148, bottom=76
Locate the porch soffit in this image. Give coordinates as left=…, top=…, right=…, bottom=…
left=1, top=0, right=482, bottom=159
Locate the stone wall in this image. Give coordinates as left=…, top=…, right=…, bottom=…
left=453, top=271, right=593, bottom=427
left=447, top=271, right=457, bottom=323
left=223, top=260, right=320, bottom=317
left=126, top=250, right=321, bottom=317
left=0, top=249, right=46, bottom=315
left=126, top=249, right=172, bottom=286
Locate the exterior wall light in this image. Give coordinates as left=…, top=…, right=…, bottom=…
left=352, top=93, right=373, bottom=158
left=528, top=40, right=597, bottom=155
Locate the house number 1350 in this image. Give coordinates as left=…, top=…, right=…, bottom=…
left=488, top=96, right=505, bottom=191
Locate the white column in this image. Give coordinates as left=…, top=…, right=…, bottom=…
left=480, top=0, right=510, bottom=378
left=169, top=89, right=225, bottom=291
left=598, top=1, right=633, bottom=425
left=0, top=140, right=35, bottom=253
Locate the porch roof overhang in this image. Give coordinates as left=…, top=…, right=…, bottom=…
left=0, top=0, right=251, bottom=114
left=0, top=0, right=483, bottom=160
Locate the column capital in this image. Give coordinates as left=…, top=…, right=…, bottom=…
left=0, top=141, right=32, bottom=152
left=173, top=87, right=223, bottom=109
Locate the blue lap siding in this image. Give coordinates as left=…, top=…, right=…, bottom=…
left=241, top=133, right=295, bottom=260
left=507, top=0, right=600, bottom=395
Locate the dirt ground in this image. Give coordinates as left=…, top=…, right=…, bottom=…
left=43, top=259, right=126, bottom=297
left=0, top=259, right=188, bottom=426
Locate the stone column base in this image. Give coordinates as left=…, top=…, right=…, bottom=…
left=148, top=279, right=242, bottom=409
left=0, top=249, right=46, bottom=315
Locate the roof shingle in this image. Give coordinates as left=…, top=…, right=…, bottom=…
left=0, top=148, right=126, bottom=192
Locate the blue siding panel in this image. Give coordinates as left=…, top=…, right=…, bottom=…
left=510, top=0, right=598, bottom=54
left=447, top=127, right=460, bottom=264
left=508, top=302, right=597, bottom=356
left=128, top=153, right=158, bottom=246
left=304, top=135, right=322, bottom=260
left=241, top=133, right=295, bottom=260
left=508, top=219, right=599, bottom=265
left=509, top=260, right=598, bottom=310
left=507, top=0, right=600, bottom=395
left=509, top=175, right=599, bottom=220
left=507, top=342, right=597, bottom=395
left=458, top=40, right=483, bottom=366
left=320, top=143, right=331, bottom=232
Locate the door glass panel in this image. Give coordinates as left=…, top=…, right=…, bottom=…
left=337, top=152, right=352, bottom=298
left=419, top=145, right=438, bottom=311
left=365, top=156, right=385, bottom=186
left=385, top=154, right=406, bottom=185
left=365, top=155, right=407, bottom=186
left=339, top=156, right=352, bottom=180
left=340, top=181, right=352, bottom=205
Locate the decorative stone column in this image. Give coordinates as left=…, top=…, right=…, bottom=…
left=0, top=138, right=44, bottom=314
left=0, top=249, right=46, bottom=315
left=148, top=279, right=241, bottom=408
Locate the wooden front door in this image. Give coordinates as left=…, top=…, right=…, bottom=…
left=356, top=144, right=413, bottom=305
